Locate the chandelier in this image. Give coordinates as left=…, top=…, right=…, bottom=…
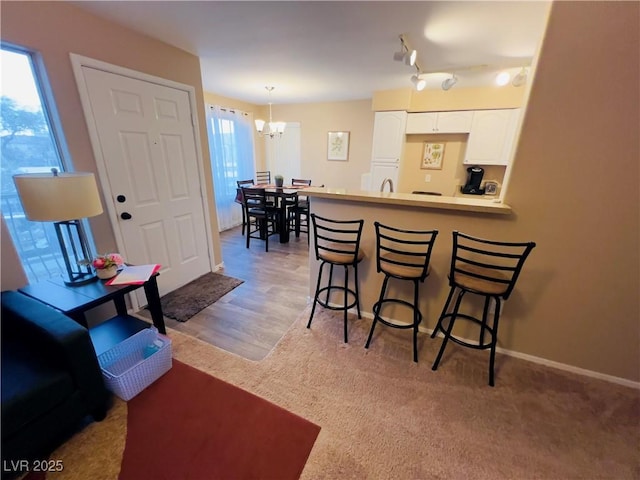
left=254, top=86, right=286, bottom=139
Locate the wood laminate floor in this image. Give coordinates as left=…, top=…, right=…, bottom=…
left=159, top=226, right=311, bottom=361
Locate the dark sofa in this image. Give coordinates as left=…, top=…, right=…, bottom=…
left=1, top=290, right=110, bottom=478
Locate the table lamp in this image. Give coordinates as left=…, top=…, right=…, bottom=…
left=13, top=169, right=104, bottom=286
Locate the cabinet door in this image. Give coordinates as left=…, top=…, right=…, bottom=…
left=372, top=111, right=407, bottom=163
left=405, top=113, right=437, bottom=134
left=370, top=163, right=399, bottom=192
left=436, top=111, right=473, bottom=133
left=464, top=109, right=521, bottom=165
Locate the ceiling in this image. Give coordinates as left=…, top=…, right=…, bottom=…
left=73, top=1, right=551, bottom=105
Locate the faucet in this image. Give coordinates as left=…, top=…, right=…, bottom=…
left=380, top=178, right=394, bottom=193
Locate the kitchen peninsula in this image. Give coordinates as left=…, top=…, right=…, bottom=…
left=304, top=186, right=515, bottom=335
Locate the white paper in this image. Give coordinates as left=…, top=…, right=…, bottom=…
left=108, top=264, right=158, bottom=285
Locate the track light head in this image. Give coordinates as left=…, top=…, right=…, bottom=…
left=441, top=75, right=457, bottom=91
left=393, top=34, right=417, bottom=66
left=405, top=49, right=417, bottom=66
left=512, top=67, right=528, bottom=87
left=411, top=74, right=426, bottom=91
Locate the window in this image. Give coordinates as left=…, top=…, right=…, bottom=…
left=1, top=45, right=72, bottom=282
left=206, top=105, right=256, bottom=231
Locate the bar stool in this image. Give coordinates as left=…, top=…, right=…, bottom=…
left=364, top=223, right=438, bottom=362
left=307, top=214, right=365, bottom=343
left=431, top=231, right=536, bottom=386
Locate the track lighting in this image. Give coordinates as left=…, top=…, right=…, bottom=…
left=512, top=67, right=528, bottom=87
left=393, top=34, right=417, bottom=66
left=441, top=74, right=458, bottom=91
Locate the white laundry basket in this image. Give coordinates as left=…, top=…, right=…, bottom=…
left=98, top=327, right=172, bottom=401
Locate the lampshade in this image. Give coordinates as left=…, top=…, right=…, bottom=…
left=13, top=172, right=103, bottom=221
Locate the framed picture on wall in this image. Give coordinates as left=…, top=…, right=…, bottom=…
left=327, top=131, right=350, bottom=161
left=422, top=142, right=445, bottom=169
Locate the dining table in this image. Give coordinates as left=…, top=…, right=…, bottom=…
left=247, top=183, right=309, bottom=243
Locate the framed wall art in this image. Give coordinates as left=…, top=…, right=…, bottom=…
left=327, top=131, right=350, bottom=161
left=421, top=142, right=445, bottom=170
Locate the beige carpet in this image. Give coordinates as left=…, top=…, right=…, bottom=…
left=46, top=307, right=639, bottom=479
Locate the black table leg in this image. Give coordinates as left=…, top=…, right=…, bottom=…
left=143, top=276, right=166, bottom=334
left=114, top=295, right=128, bottom=316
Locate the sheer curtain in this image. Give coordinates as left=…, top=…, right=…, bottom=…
left=206, top=105, right=256, bottom=231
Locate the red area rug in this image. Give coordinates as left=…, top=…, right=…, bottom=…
left=119, top=359, right=320, bottom=480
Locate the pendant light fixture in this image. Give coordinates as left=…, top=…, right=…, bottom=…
left=255, top=86, right=286, bottom=139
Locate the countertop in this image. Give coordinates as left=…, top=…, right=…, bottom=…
left=303, top=187, right=512, bottom=214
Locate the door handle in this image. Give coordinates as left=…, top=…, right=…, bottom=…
left=120, top=212, right=132, bottom=220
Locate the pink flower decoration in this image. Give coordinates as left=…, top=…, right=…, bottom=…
left=91, top=253, right=125, bottom=270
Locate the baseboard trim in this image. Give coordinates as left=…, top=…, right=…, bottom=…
left=330, top=305, right=640, bottom=389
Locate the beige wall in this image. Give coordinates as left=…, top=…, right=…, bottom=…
left=0, top=1, right=222, bottom=289
left=261, top=100, right=374, bottom=189
left=311, top=1, right=640, bottom=382
left=502, top=1, right=638, bottom=381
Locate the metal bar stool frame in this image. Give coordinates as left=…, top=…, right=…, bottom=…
left=307, top=214, right=365, bottom=343
left=431, top=231, right=536, bottom=386
left=365, top=222, right=438, bottom=362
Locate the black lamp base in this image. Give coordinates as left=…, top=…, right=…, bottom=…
left=63, top=272, right=98, bottom=287
left=54, top=220, right=98, bottom=288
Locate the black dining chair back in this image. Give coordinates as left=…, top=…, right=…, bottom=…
left=431, top=231, right=536, bottom=386
left=236, top=179, right=255, bottom=235
left=255, top=171, right=271, bottom=184
left=288, top=179, right=312, bottom=240
left=240, top=187, right=277, bottom=252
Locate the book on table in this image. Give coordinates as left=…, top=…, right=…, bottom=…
left=106, top=264, right=161, bottom=286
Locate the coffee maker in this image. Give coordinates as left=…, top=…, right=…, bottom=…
left=461, top=166, right=485, bottom=195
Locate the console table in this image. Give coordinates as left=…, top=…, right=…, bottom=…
left=19, top=274, right=166, bottom=355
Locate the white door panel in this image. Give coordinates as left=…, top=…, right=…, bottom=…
left=81, top=67, right=210, bottom=299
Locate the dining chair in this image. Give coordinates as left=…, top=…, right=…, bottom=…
left=240, top=187, right=278, bottom=252
left=287, top=178, right=312, bottom=240
left=255, top=171, right=271, bottom=185
left=430, top=231, right=536, bottom=386
left=307, top=214, right=365, bottom=343
left=364, top=223, right=438, bottom=362
left=236, top=179, right=255, bottom=235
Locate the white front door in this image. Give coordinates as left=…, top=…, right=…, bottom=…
left=80, top=66, right=211, bottom=299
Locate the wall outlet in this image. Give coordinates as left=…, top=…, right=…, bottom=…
left=424, top=174, right=431, bottom=182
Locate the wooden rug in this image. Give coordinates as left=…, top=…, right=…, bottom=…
left=159, top=272, right=243, bottom=322
left=120, top=359, right=320, bottom=480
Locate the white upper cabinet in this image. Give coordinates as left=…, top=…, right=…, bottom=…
left=464, top=109, right=521, bottom=166
left=405, top=111, right=473, bottom=134
left=371, top=111, right=407, bottom=163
